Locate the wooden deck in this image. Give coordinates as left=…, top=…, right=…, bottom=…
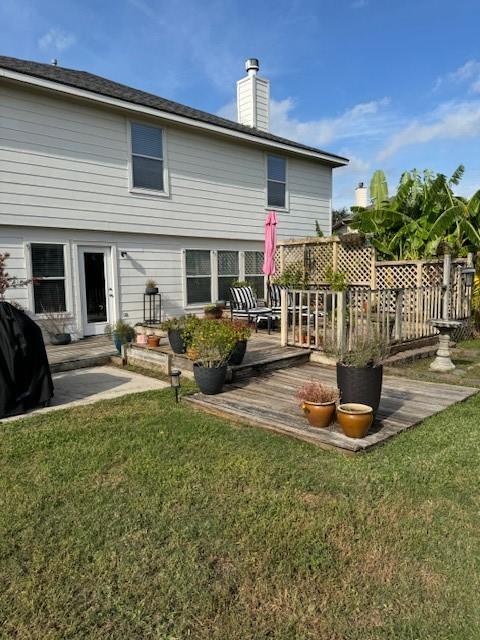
left=46, top=336, right=117, bottom=372
left=186, top=362, right=477, bottom=453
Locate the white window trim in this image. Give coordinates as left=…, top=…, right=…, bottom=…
left=127, top=120, right=170, bottom=198
left=265, top=153, right=289, bottom=212
left=25, top=241, right=73, bottom=317
left=182, top=249, right=266, bottom=309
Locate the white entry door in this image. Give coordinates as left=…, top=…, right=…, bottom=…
left=79, top=246, right=114, bottom=336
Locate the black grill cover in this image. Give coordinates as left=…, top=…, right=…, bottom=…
left=0, top=302, right=54, bottom=419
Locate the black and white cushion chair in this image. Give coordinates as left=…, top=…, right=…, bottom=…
left=229, top=286, right=273, bottom=333
left=268, top=283, right=292, bottom=314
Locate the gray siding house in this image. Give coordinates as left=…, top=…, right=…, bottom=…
left=0, top=56, right=348, bottom=338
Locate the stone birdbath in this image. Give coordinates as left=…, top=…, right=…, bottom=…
left=428, top=319, right=463, bottom=372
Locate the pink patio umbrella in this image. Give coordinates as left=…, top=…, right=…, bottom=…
left=262, top=210, right=278, bottom=303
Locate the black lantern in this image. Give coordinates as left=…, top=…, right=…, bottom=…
left=170, top=368, right=182, bottom=403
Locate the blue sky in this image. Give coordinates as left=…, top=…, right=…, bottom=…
left=2, top=0, right=480, bottom=207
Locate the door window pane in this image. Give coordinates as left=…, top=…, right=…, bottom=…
left=83, top=253, right=107, bottom=323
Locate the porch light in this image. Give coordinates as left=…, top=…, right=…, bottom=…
left=461, top=267, right=476, bottom=287
left=170, top=368, right=182, bottom=403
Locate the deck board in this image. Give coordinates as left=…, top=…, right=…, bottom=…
left=186, top=362, right=477, bottom=453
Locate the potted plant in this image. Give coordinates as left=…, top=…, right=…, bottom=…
left=39, top=309, right=72, bottom=345
left=329, top=332, right=388, bottom=415
left=226, top=319, right=252, bottom=365
left=204, top=303, right=223, bottom=320
left=336, top=403, right=373, bottom=439
left=160, top=315, right=201, bottom=354
left=190, top=319, right=237, bottom=394
left=296, top=381, right=339, bottom=428
left=105, top=319, right=134, bottom=354
left=147, top=334, right=160, bottom=348
left=145, top=279, right=159, bottom=295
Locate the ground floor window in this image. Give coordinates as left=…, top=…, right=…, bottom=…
left=184, top=249, right=265, bottom=306
left=31, top=243, right=66, bottom=313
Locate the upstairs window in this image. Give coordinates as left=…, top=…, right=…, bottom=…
left=31, top=243, right=66, bottom=313
left=131, top=122, right=164, bottom=192
left=267, top=155, right=286, bottom=208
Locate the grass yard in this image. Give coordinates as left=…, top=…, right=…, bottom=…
left=1, top=384, right=480, bottom=639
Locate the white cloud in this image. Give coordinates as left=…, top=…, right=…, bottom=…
left=434, top=59, right=480, bottom=93
left=379, top=100, right=480, bottom=159
left=38, top=28, right=76, bottom=52
left=218, top=96, right=393, bottom=147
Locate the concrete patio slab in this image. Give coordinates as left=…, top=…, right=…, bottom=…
left=1, top=366, right=168, bottom=423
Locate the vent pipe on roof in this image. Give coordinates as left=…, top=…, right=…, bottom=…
left=237, top=58, right=270, bottom=131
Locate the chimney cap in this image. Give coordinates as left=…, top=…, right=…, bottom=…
left=245, top=58, right=260, bottom=73
left=357, top=182, right=364, bottom=189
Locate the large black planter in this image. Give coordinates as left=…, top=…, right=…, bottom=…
left=49, top=333, right=71, bottom=346
left=193, top=364, right=227, bottom=395
left=336, top=363, right=383, bottom=414
left=168, top=329, right=186, bottom=354
left=228, top=339, right=247, bottom=366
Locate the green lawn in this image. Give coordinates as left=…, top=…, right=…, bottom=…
left=1, top=386, right=480, bottom=639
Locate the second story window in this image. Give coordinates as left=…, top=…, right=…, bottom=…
left=267, top=154, right=287, bottom=209
left=131, top=122, right=164, bottom=192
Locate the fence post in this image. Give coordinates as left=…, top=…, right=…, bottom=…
left=394, top=289, right=404, bottom=342
left=442, top=252, right=451, bottom=320
left=336, top=290, right=346, bottom=350
left=280, top=287, right=288, bottom=347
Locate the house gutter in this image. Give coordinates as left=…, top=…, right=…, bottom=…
left=0, top=67, right=349, bottom=168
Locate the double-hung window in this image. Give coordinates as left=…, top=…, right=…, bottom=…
left=217, top=251, right=239, bottom=301
left=131, top=122, right=165, bottom=192
left=267, top=154, right=287, bottom=209
left=185, top=250, right=212, bottom=305
left=245, top=251, right=265, bottom=298
left=31, top=243, right=66, bottom=313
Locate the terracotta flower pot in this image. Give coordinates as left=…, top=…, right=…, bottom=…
left=336, top=403, right=373, bottom=439
left=300, top=400, right=336, bottom=428
left=147, top=335, right=160, bottom=348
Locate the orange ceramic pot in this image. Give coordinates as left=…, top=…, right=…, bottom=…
left=336, top=403, right=373, bottom=439
left=301, top=401, right=336, bottom=428
left=147, top=335, right=160, bottom=348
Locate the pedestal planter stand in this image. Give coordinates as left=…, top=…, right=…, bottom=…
left=428, top=319, right=462, bottom=372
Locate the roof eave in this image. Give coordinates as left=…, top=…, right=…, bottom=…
left=0, top=66, right=349, bottom=167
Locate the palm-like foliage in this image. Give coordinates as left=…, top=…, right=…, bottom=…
left=351, top=165, right=480, bottom=260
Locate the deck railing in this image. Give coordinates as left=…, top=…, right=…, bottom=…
left=280, top=281, right=472, bottom=351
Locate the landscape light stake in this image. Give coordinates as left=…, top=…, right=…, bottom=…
left=170, top=368, right=181, bottom=403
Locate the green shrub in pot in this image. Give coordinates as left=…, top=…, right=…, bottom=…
left=160, top=315, right=201, bottom=354
left=225, top=319, right=252, bottom=366
left=190, top=319, right=237, bottom=394
left=105, top=319, right=135, bottom=354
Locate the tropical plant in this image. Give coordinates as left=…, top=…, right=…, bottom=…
left=189, top=319, right=237, bottom=368
left=325, top=266, right=348, bottom=292
left=295, top=382, right=339, bottom=404
left=351, top=165, right=480, bottom=260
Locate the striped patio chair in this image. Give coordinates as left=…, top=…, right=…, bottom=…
left=229, top=285, right=273, bottom=333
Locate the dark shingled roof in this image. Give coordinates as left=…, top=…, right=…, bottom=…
left=0, top=55, right=348, bottom=166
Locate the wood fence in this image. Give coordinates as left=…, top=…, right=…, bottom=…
left=280, top=280, right=473, bottom=352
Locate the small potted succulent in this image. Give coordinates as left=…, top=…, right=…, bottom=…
left=204, top=303, right=223, bottom=320
left=227, top=319, right=252, bottom=366
left=160, top=315, right=201, bottom=354
left=145, top=279, right=159, bottom=295
left=39, top=310, right=72, bottom=345
left=296, top=381, right=339, bottom=428
left=190, top=319, right=237, bottom=394
left=105, top=319, right=134, bottom=354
